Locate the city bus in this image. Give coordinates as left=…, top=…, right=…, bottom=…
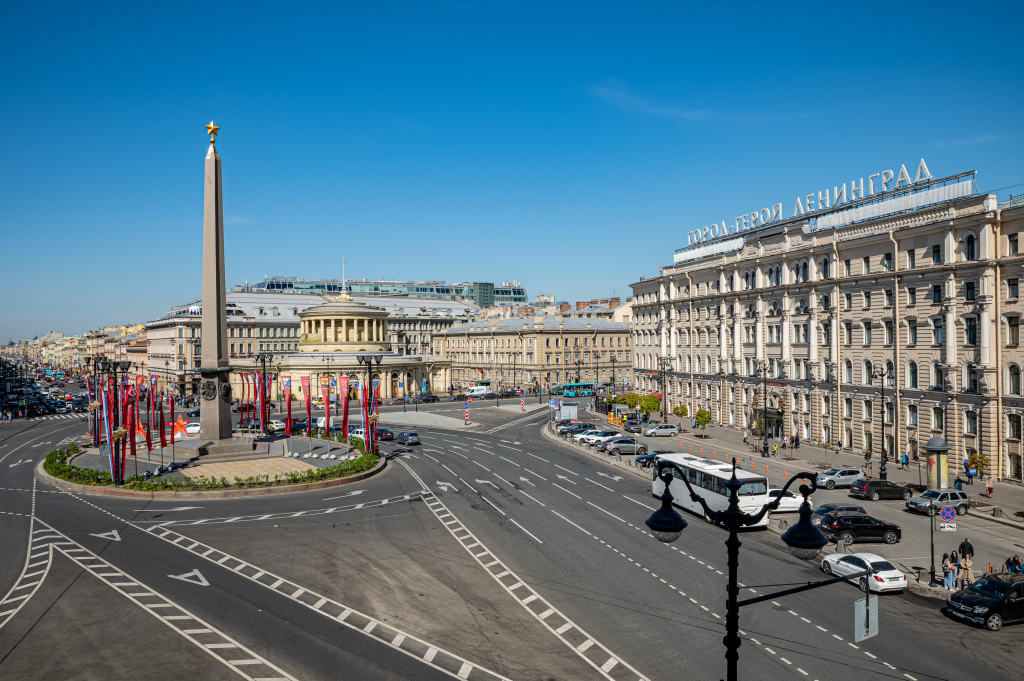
left=558, top=382, right=595, bottom=397
left=465, top=380, right=491, bottom=397
left=650, top=453, right=771, bottom=527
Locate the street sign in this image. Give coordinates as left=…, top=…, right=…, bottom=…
left=939, top=506, right=956, bottom=522
left=854, top=594, right=878, bottom=642
left=940, top=522, right=957, bottom=532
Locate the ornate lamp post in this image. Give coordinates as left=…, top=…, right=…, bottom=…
left=752, top=358, right=770, bottom=457
left=870, top=361, right=894, bottom=480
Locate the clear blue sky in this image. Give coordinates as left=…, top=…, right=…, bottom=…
left=3, top=1, right=1022, bottom=342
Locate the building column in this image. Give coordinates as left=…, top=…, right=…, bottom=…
left=719, top=309, right=727, bottom=374
left=944, top=280, right=957, bottom=384
left=733, top=311, right=742, bottom=373
left=755, top=312, right=764, bottom=362
left=781, top=313, right=792, bottom=376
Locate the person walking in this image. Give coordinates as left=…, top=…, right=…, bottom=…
left=942, top=553, right=954, bottom=590
left=963, top=456, right=973, bottom=485
left=985, top=475, right=994, bottom=498
left=743, top=429, right=749, bottom=445
left=901, top=452, right=909, bottom=470
left=958, top=554, right=974, bottom=589
left=958, top=538, right=975, bottom=560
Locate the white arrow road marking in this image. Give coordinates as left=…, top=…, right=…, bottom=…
left=436, top=481, right=458, bottom=492
left=168, top=569, right=210, bottom=586
left=90, top=530, right=121, bottom=541
left=556, top=474, right=577, bottom=485
left=596, top=472, right=623, bottom=481
left=519, top=477, right=535, bottom=486
left=133, top=507, right=204, bottom=512
left=321, top=489, right=366, bottom=501
left=9, top=459, right=30, bottom=468
left=476, top=480, right=500, bottom=489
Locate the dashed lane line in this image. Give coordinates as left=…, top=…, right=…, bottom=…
left=136, top=521, right=509, bottom=681
left=22, top=520, right=297, bottom=681
left=0, top=520, right=55, bottom=630
left=398, top=459, right=650, bottom=681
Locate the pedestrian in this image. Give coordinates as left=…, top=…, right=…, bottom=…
left=958, top=554, right=974, bottom=588
left=947, top=551, right=958, bottom=590
left=958, top=537, right=975, bottom=559
left=743, top=429, right=749, bottom=445
left=772, top=444, right=779, bottom=457
left=942, top=552, right=954, bottom=590
left=901, top=452, right=909, bottom=470
left=963, top=456, right=974, bottom=485
left=986, top=475, right=994, bottom=498
left=954, top=476, right=964, bottom=491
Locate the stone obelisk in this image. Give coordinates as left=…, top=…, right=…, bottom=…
left=198, top=121, right=233, bottom=445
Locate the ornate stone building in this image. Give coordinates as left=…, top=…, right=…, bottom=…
left=631, top=173, right=1024, bottom=481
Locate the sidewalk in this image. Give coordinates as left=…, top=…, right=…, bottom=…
left=588, top=409, right=1024, bottom=527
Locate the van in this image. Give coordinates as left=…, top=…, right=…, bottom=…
left=465, top=386, right=488, bottom=397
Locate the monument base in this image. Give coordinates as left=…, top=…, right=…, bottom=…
left=174, top=437, right=284, bottom=463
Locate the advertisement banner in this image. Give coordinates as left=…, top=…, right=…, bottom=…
left=338, top=377, right=349, bottom=437
left=320, top=376, right=330, bottom=434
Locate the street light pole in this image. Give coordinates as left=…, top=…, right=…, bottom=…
left=870, top=362, right=893, bottom=481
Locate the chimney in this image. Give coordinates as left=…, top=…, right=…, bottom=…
left=576, top=301, right=588, bottom=310
left=609, top=297, right=621, bottom=306
left=559, top=304, right=571, bottom=313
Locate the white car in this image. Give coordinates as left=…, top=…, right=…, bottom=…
left=768, top=488, right=810, bottom=513
left=267, top=420, right=287, bottom=434
left=184, top=421, right=201, bottom=435
left=582, top=430, right=619, bottom=445
left=820, top=553, right=907, bottom=593
left=572, top=429, right=603, bottom=443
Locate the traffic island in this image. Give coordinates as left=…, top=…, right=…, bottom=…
left=37, top=444, right=386, bottom=499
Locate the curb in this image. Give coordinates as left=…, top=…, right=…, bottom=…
left=907, top=582, right=952, bottom=601
left=35, top=455, right=387, bottom=499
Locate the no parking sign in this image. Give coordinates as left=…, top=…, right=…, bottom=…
left=939, top=506, right=956, bottom=522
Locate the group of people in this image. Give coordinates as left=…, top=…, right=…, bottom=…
left=941, top=538, right=976, bottom=590
left=1005, top=555, right=1024, bottom=574
left=741, top=429, right=799, bottom=457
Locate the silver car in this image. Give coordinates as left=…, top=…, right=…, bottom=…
left=598, top=437, right=647, bottom=456
left=815, top=467, right=866, bottom=490
left=905, top=489, right=970, bottom=516
left=643, top=423, right=679, bottom=437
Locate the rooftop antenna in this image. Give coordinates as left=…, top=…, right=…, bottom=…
left=342, top=258, right=346, bottom=292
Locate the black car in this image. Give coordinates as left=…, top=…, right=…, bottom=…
left=559, top=422, right=596, bottom=435
left=820, top=512, right=901, bottom=545
left=421, top=395, right=440, bottom=403
left=377, top=428, right=394, bottom=440
left=851, top=479, right=914, bottom=501
left=946, top=573, right=1024, bottom=631
left=448, top=394, right=466, bottom=402
left=185, top=408, right=200, bottom=417
left=810, top=502, right=866, bottom=527
left=623, top=420, right=643, bottom=433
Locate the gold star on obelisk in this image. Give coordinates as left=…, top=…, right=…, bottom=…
left=205, top=121, right=220, bottom=144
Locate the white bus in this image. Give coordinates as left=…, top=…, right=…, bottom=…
left=650, top=453, right=771, bottom=527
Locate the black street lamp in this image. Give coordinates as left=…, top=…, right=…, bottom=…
left=869, top=361, right=893, bottom=481
left=645, top=460, right=878, bottom=681
left=752, top=358, right=771, bottom=457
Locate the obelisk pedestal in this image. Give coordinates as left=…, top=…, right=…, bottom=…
left=197, top=123, right=236, bottom=451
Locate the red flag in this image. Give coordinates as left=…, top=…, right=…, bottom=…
left=170, top=393, right=175, bottom=440
left=301, top=376, right=311, bottom=431
left=320, top=376, right=330, bottom=435
left=283, top=376, right=292, bottom=432
left=159, top=394, right=167, bottom=449
left=339, top=377, right=349, bottom=437
left=128, top=397, right=136, bottom=463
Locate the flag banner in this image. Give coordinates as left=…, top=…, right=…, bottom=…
left=284, top=376, right=292, bottom=432
left=101, top=384, right=115, bottom=481
left=320, top=376, right=330, bottom=435
left=159, top=394, right=167, bottom=449
left=240, top=373, right=248, bottom=428
left=339, top=377, right=349, bottom=437
left=150, top=375, right=158, bottom=387
left=302, top=376, right=311, bottom=431
left=255, top=372, right=264, bottom=432
left=136, top=375, right=145, bottom=387
left=170, top=393, right=176, bottom=442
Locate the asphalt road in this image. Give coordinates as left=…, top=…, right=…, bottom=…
left=0, top=405, right=1019, bottom=681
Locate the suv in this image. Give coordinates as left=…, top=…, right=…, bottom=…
left=946, top=573, right=1024, bottom=631
left=811, top=502, right=866, bottom=527
left=820, top=513, right=902, bottom=545
left=623, top=421, right=643, bottom=434
left=598, top=437, right=647, bottom=457
left=815, top=467, right=866, bottom=490
left=559, top=422, right=595, bottom=435
left=851, top=479, right=914, bottom=501
left=644, top=423, right=679, bottom=437
left=906, top=489, right=970, bottom=516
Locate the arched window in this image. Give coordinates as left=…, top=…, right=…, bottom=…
left=932, top=362, right=943, bottom=390
left=909, top=361, right=918, bottom=388
left=820, top=258, right=830, bottom=280
left=886, top=360, right=895, bottom=387
left=1011, top=365, right=1021, bottom=395
left=965, top=234, right=977, bottom=261
left=845, top=360, right=853, bottom=383
left=794, top=299, right=808, bottom=314
left=864, top=360, right=873, bottom=384
left=801, top=262, right=809, bottom=282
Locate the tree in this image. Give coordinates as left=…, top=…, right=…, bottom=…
left=695, top=409, right=712, bottom=437
left=639, top=394, right=661, bottom=415
left=616, top=393, right=640, bottom=408
left=672, top=405, right=688, bottom=418
left=967, top=450, right=989, bottom=477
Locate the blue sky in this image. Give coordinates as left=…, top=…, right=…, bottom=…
left=2, top=1, right=1022, bottom=342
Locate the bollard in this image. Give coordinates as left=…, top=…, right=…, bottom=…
left=766, top=465, right=769, bottom=473
left=783, top=468, right=787, bottom=478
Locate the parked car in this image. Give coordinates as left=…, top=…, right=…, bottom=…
left=623, top=421, right=643, bottom=434
left=377, top=428, right=394, bottom=441
left=820, top=553, right=907, bottom=593
left=184, top=422, right=201, bottom=435
left=643, top=423, right=679, bottom=437
left=598, top=437, right=647, bottom=457
left=348, top=428, right=366, bottom=441
left=635, top=451, right=675, bottom=468
left=906, top=489, right=970, bottom=516
left=945, top=573, right=1024, bottom=631
left=851, top=479, right=914, bottom=501
left=555, top=419, right=579, bottom=428
left=421, top=395, right=440, bottom=403
left=266, top=420, right=287, bottom=434
left=289, top=419, right=311, bottom=433
left=448, top=394, right=466, bottom=402
left=768, top=488, right=809, bottom=513
left=814, top=467, right=866, bottom=490
left=558, top=422, right=595, bottom=435
left=582, top=430, right=619, bottom=445
left=810, top=502, right=866, bottom=527
left=819, top=512, right=901, bottom=546
left=396, top=431, right=421, bottom=445
left=572, top=429, right=603, bottom=443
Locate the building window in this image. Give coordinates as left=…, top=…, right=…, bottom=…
left=909, top=320, right=917, bottom=345
left=932, top=285, right=942, bottom=303
left=886, top=402, right=894, bottom=423
left=884, top=253, right=893, bottom=271
left=966, top=411, right=978, bottom=434
left=965, top=281, right=975, bottom=301
left=1009, top=414, right=1022, bottom=440
left=845, top=398, right=852, bottom=417
left=908, top=250, right=916, bottom=268
left=844, top=292, right=852, bottom=309
left=864, top=400, right=873, bottom=421
left=1011, top=366, right=1021, bottom=395
left=1010, top=233, right=1019, bottom=256
left=933, top=407, right=944, bottom=430
left=965, top=317, right=977, bottom=345
left=844, top=322, right=852, bottom=345
left=864, top=292, right=872, bottom=309
left=862, top=256, right=870, bottom=274
left=932, top=244, right=942, bottom=264
left=178, top=361, right=185, bottom=371
left=909, top=405, right=918, bottom=425
left=845, top=360, right=853, bottom=383
left=934, top=319, right=943, bottom=344
left=908, top=287, right=916, bottom=305
left=968, top=370, right=979, bottom=393
left=230, top=343, right=235, bottom=354
left=885, top=289, right=893, bottom=307
left=885, top=321, right=893, bottom=345
left=1010, top=317, right=1020, bottom=345
left=1009, top=278, right=1019, bottom=299
left=247, top=342, right=252, bottom=354
left=863, top=323, right=872, bottom=346
left=844, top=259, right=851, bottom=276
left=965, top=235, right=977, bottom=261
